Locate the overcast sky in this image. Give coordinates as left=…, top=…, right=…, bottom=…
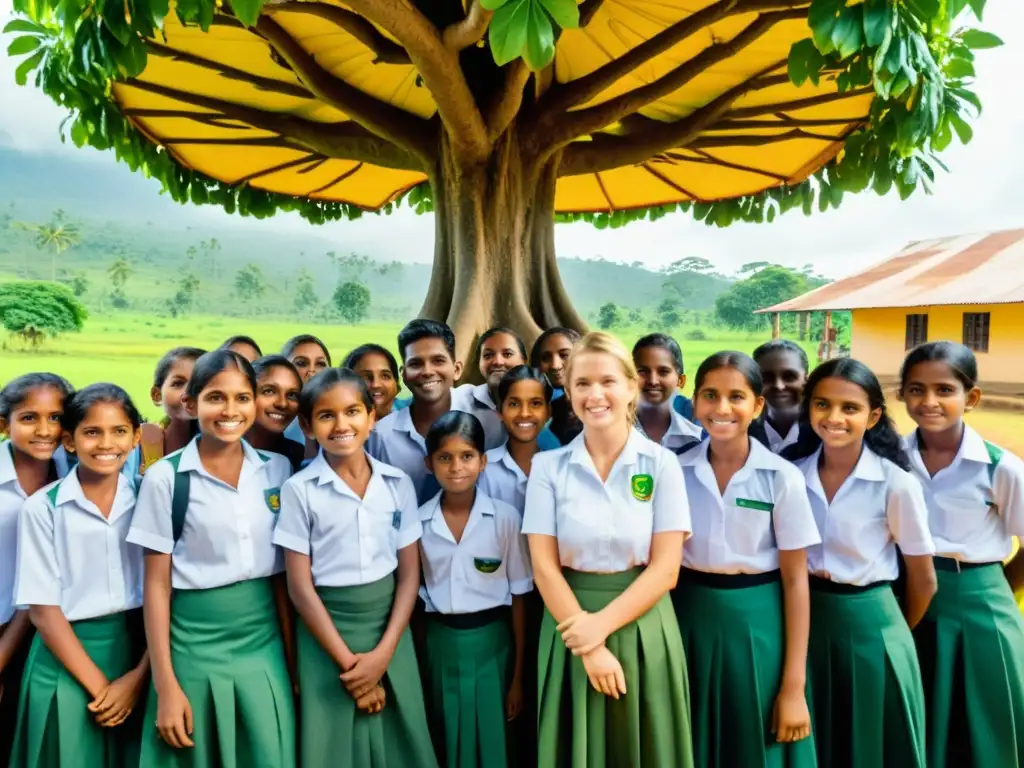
left=1, top=1, right=1020, bottom=279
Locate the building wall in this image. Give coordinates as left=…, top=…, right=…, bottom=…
left=850, top=303, right=1024, bottom=385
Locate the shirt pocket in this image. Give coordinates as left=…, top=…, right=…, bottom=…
left=934, top=493, right=991, bottom=547
left=725, top=499, right=774, bottom=557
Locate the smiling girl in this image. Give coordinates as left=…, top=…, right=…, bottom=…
left=10, top=384, right=149, bottom=768
left=530, top=328, right=580, bottom=399
left=139, top=347, right=205, bottom=476
left=344, top=344, right=404, bottom=420
left=129, top=350, right=296, bottom=768
left=752, top=340, right=809, bottom=454
left=899, top=341, right=1024, bottom=767
left=523, top=331, right=693, bottom=767
left=457, top=328, right=528, bottom=451
left=787, top=358, right=936, bottom=768
left=246, top=355, right=305, bottom=472
left=633, top=334, right=702, bottom=454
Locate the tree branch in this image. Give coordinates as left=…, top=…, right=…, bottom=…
left=725, top=87, right=873, bottom=118
left=486, top=61, right=531, bottom=141
left=675, top=149, right=791, bottom=182
left=688, top=128, right=841, bottom=148
left=341, top=0, right=491, bottom=162
left=711, top=115, right=869, bottom=129
left=236, top=154, right=324, bottom=185
left=264, top=2, right=410, bottom=65
left=443, top=0, right=493, bottom=52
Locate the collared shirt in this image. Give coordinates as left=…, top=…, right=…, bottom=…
left=679, top=438, right=820, bottom=574
left=764, top=421, right=801, bottom=455
left=636, top=410, right=704, bottom=456
left=419, top=491, right=532, bottom=614
left=273, top=452, right=421, bottom=587
left=522, top=430, right=690, bottom=572
left=0, top=442, right=69, bottom=625
left=905, top=427, right=1024, bottom=562
left=15, top=468, right=142, bottom=622
left=798, top=445, right=935, bottom=585
left=128, top=437, right=293, bottom=590
left=453, top=383, right=507, bottom=451
left=478, top=443, right=531, bottom=515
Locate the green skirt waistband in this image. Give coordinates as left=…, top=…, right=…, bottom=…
left=69, top=610, right=138, bottom=640
left=562, top=567, right=643, bottom=592
left=315, top=572, right=395, bottom=614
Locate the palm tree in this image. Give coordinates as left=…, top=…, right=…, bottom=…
left=107, top=257, right=133, bottom=289
left=18, top=219, right=82, bottom=281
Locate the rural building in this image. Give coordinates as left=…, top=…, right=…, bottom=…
left=759, top=229, right=1024, bottom=394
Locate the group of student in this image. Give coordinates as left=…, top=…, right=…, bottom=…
left=0, top=319, right=1022, bottom=768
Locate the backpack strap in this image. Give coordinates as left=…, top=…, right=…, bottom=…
left=985, top=440, right=1004, bottom=486
left=164, top=452, right=190, bottom=544
left=139, top=423, right=165, bottom=476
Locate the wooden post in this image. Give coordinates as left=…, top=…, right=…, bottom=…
left=805, top=312, right=812, bottom=341
left=772, top=312, right=781, bottom=340
left=824, top=311, right=833, bottom=361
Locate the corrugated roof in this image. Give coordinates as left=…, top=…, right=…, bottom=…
left=758, top=228, right=1024, bottom=313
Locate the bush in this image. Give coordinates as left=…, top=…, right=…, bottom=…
left=685, top=328, right=708, bottom=341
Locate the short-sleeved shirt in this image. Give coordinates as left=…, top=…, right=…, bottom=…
left=127, top=437, right=293, bottom=590
left=798, top=445, right=936, bottom=585
left=764, top=422, right=801, bottom=455
left=273, top=452, right=421, bottom=587
left=0, top=442, right=69, bottom=625
left=15, top=469, right=142, bottom=622
left=679, top=438, right=820, bottom=574
left=478, top=443, right=531, bottom=515
left=419, top=491, right=532, bottom=613
left=453, top=384, right=507, bottom=451
left=636, top=410, right=704, bottom=456
left=522, top=430, right=691, bottom=572
left=905, top=427, right=1024, bottom=563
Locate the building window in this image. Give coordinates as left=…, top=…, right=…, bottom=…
left=963, top=312, right=990, bottom=353
left=905, top=314, right=928, bottom=350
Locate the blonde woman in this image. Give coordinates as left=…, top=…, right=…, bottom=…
left=522, top=332, right=694, bottom=767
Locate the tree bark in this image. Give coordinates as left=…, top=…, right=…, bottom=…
left=419, top=126, right=587, bottom=374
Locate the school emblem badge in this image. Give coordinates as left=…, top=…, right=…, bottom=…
left=631, top=474, right=654, bottom=502
left=474, top=558, right=502, bottom=574
left=265, top=488, right=281, bottom=514
left=392, top=510, right=402, bottom=530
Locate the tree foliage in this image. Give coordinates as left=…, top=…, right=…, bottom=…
left=234, top=263, right=267, bottom=301
left=0, top=280, right=88, bottom=347
left=167, top=272, right=200, bottom=317
left=293, top=267, right=318, bottom=315
left=714, top=265, right=810, bottom=330
left=332, top=281, right=371, bottom=325
left=596, top=302, right=624, bottom=330
left=16, top=217, right=81, bottom=282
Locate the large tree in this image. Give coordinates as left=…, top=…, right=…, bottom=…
left=4, top=0, right=998, bottom=361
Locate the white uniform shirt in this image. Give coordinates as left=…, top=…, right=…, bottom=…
left=15, top=469, right=143, bottom=622
left=128, top=437, right=293, bottom=590
left=905, top=427, right=1024, bottom=562
left=453, top=384, right=507, bottom=451
left=274, top=452, right=421, bottom=587
left=637, top=411, right=704, bottom=456
left=764, top=421, right=801, bottom=455
left=680, top=438, right=820, bottom=574
left=0, top=442, right=68, bottom=625
left=522, top=430, right=690, bottom=572
left=419, top=491, right=532, bottom=613
left=478, top=443, right=529, bottom=515
left=798, top=445, right=936, bottom=585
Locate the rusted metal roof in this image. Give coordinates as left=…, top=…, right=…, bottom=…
left=759, top=228, right=1024, bottom=313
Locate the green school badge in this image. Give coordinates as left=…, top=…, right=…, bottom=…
left=735, top=498, right=774, bottom=512
left=474, top=558, right=502, bottom=574
left=264, top=488, right=281, bottom=514
left=631, top=474, right=654, bottom=502
left=392, top=510, right=402, bottom=530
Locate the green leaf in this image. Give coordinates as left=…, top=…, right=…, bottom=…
left=101, top=0, right=133, bottom=45
left=231, top=0, right=263, bottom=28
left=2, top=19, right=45, bottom=34
left=959, top=29, right=1003, bottom=49
left=968, top=0, right=985, bottom=20
left=950, top=86, right=982, bottom=115
left=808, top=0, right=842, bottom=54
left=862, top=0, right=892, bottom=47
left=14, top=48, right=45, bottom=86
left=538, top=0, right=579, bottom=29
left=480, top=0, right=510, bottom=10
left=7, top=35, right=41, bottom=56
left=115, top=35, right=147, bottom=77
left=831, top=4, right=863, bottom=60
left=489, top=0, right=530, bottom=66
left=948, top=111, right=973, bottom=143
left=523, top=0, right=555, bottom=71
left=69, top=119, right=88, bottom=147
left=787, top=39, right=820, bottom=86
left=946, top=57, right=975, bottom=78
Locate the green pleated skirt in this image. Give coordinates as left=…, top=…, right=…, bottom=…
left=296, top=574, right=437, bottom=768
left=138, top=578, right=296, bottom=768
left=536, top=568, right=693, bottom=768
left=422, top=610, right=512, bottom=768
left=9, top=610, right=144, bottom=768
left=0, top=622, right=32, bottom=767
left=807, top=580, right=926, bottom=768
left=913, top=562, right=1024, bottom=768
left=673, top=571, right=817, bottom=767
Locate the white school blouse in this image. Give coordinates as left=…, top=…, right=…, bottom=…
left=478, top=443, right=530, bottom=515
left=764, top=421, right=801, bottom=455
left=798, top=445, right=936, bottom=585
left=453, top=383, right=508, bottom=451
left=127, top=437, right=293, bottom=590
left=419, top=491, right=532, bottom=613
left=905, top=427, right=1024, bottom=563
left=273, top=452, right=421, bottom=587
left=522, top=430, right=690, bottom=572
left=15, top=468, right=143, bottom=622
left=636, top=410, right=704, bottom=455
left=679, top=438, right=820, bottom=574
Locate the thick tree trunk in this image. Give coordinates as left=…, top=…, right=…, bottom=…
left=418, top=126, right=587, bottom=374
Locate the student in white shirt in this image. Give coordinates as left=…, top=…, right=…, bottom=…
left=128, top=350, right=296, bottom=768
left=899, top=341, right=1024, bottom=767
left=219, top=334, right=263, bottom=363
left=274, top=368, right=436, bottom=768
left=418, top=412, right=532, bottom=768
left=0, top=373, right=73, bottom=765
left=530, top=326, right=580, bottom=400
left=788, top=358, right=937, bottom=768
left=751, top=340, right=808, bottom=454
left=633, top=334, right=702, bottom=454
left=455, top=328, right=528, bottom=451
left=244, top=355, right=305, bottom=472
left=675, top=351, right=818, bottom=768
left=281, top=334, right=332, bottom=457
left=10, top=384, right=149, bottom=768
left=136, top=347, right=206, bottom=478
left=523, top=332, right=693, bottom=767
left=344, top=344, right=404, bottom=420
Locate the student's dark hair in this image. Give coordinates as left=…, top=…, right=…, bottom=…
left=899, top=341, right=978, bottom=392
left=633, top=333, right=684, bottom=374
left=344, top=344, right=400, bottom=379
left=153, top=347, right=206, bottom=388
left=752, top=339, right=809, bottom=373
left=425, top=411, right=486, bottom=456
left=530, top=327, right=582, bottom=369
left=251, top=355, right=302, bottom=385
left=61, top=383, right=143, bottom=434
left=783, top=357, right=911, bottom=471
left=396, top=319, right=456, bottom=361
left=220, top=335, right=263, bottom=357
left=549, top=395, right=582, bottom=445
left=186, top=350, right=257, bottom=400
left=693, top=351, right=763, bottom=395
left=478, top=327, right=528, bottom=360
left=280, top=334, right=332, bottom=366
left=0, top=373, right=74, bottom=420
left=298, top=367, right=373, bottom=423
left=497, top=365, right=553, bottom=408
